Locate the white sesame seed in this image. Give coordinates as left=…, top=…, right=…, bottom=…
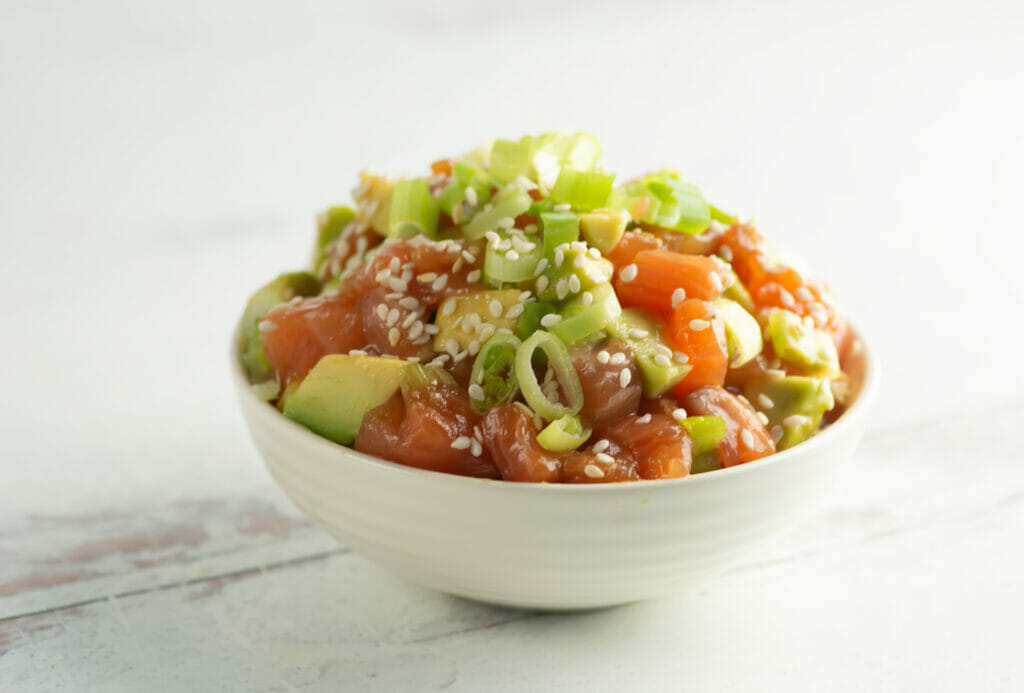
left=416, top=273, right=437, bottom=284
left=408, top=321, right=424, bottom=340
left=375, top=269, right=392, bottom=283
left=488, top=299, right=503, bottom=318
left=424, top=324, right=440, bottom=335
left=462, top=250, right=476, bottom=264
left=568, top=275, right=582, bottom=293
left=779, top=289, right=795, bottom=307
left=468, top=383, right=485, bottom=401
left=637, top=413, right=652, bottom=424
left=518, top=290, right=532, bottom=303
left=534, top=258, right=549, bottom=277
left=445, top=338, right=459, bottom=355
left=470, top=439, right=483, bottom=457
left=592, top=439, right=610, bottom=453
left=584, top=464, right=605, bottom=479
left=536, top=275, right=549, bottom=293
left=795, top=287, right=814, bottom=302
left=468, top=340, right=481, bottom=355
left=385, top=292, right=403, bottom=300
left=771, top=425, right=784, bottom=444
left=689, top=319, right=710, bottom=331
left=619, top=369, right=632, bottom=387
left=388, top=327, right=400, bottom=346
left=809, top=303, right=829, bottom=324
left=348, top=349, right=368, bottom=356
left=374, top=303, right=388, bottom=320
left=620, top=264, right=638, bottom=282
left=432, top=275, right=448, bottom=291
left=474, top=425, right=483, bottom=440
left=503, top=250, right=520, bottom=263
left=710, top=272, right=723, bottom=292
left=673, top=351, right=689, bottom=364
left=588, top=247, right=601, bottom=259
left=257, top=321, right=277, bottom=332
left=718, top=245, right=733, bottom=262
left=452, top=258, right=464, bottom=273
left=629, top=328, right=649, bottom=339
left=505, top=303, right=525, bottom=319
left=553, top=202, right=572, bottom=212
left=497, top=216, right=515, bottom=229
left=596, top=452, right=615, bottom=464
left=451, top=436, right=472, bottom=450
left=386, top=277, right=408, bottom=293
left=439, top=301, right=456, bottom=318
left=609, top=352, right=627, bottom=365
left=399, top=296, right=419, bottom=310
left=554, top=249, right=565, bottom=268
left=402, top=312, right=418, bottom=328
left=581, top=291, right=594, bottom=306
left=385, top=308, right=400, bottom=327
left=485, top=231, right=501, bottom=247
left=464, top=186, right=478, bottom=206
left=555, top=278, right=569, bottom=300
left=758, top=394, right=775, bottom=409
left=654, top=354, right=672, bottom=367
left=540, top=313, right=562, bottom=327
left=783, top=414, right=810, bottom=428
left=671, top=288, right=687, bottom=308
left=740, top=429, right=755, bottom=449
left=672, top=408, right=688, bottom=421
left=467, top=269, right=482, bottom=283
left=597, top=350, right=610, bottom=364
left=757, top=411, right=770, bottom=426
left=574, top=253, right=586, bottom=269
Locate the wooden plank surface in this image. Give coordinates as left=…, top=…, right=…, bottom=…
left=3, top=402, right=1021, bottom=691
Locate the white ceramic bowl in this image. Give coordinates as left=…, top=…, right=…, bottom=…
left=233, top=329, right=876, bottom=610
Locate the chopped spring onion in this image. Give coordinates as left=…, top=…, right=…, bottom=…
left=489, top=137, right=534, bottom=185
left=514, top=330, right=584, bottom=420
left=484, top=231, right=543, bottom=284
left=438, top=181, right=466, bottom=217
left=607, top=171, right=711, bottom=235
left=549, top=282, right=621, bottom=346
left=313, top=205, right=355, bottom=270
left=710, top=203, right=736, bottom=225
left=463, top=186, right=532, bottom=240
left=536, top=414, right=592, bottom=452
left=388, top=179, right=439, bottom=239
left=469, top=333, right=522, bottom=412
left=549, top=168, right=615, bottom=211
left=516, top=301, right=559, bottom=341
left=540, top=211, right=580, bottom=255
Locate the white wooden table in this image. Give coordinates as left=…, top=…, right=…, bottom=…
left=3, top=1, right=1022, bottom=690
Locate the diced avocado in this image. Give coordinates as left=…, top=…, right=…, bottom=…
left=550, top=282, right=621, bottom=346
left=433, top=289, right=524, bottom=353
left=679, top=416, right=727, bottom=455
left=721, top=267, right=756, bottom=314
left=399, top=363, right=456, bottom=397
left=239, top=272, right=321, bottom=386
left=607, top=308, right=691, bottom=397
left=579, top=209, right=629, bottom=254
left=313, top=205, right=355, bottom=271
left=282, top=354, right=409, bottom=445
left=767, top=309, right=840, bottom=378
left=716, top=298, right=762, bottom=368
left=535, top=245, right=614, bottom=303
left=743, top=373, right=835, bottom=450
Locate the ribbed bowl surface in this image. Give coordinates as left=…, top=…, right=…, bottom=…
left=233, top=329, right=876, bottom=609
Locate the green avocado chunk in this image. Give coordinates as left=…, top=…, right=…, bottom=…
left=716, top=298, right=762, bottom=367
left=313, top=205, right=356, bottom=272
left=579, top=209, right=629, bottom=254
left=240, top=272, right=321, bottom=389
left=282, top=354, right=410, bottom=445
left=766, top=309, right=840, bottom=378
left=607, top=308, right=691, bottom=397
left=743, top=373, right=835, bottom=450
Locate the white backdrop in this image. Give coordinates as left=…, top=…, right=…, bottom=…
left=2, top=0, right=1022, bottom=511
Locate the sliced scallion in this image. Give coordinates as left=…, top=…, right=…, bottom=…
left=549, top=282, right=621, bottom=346
left=550, top=168, right=615, bottom=211
left=388, top=179, right=439, bottom=239
left=540, top=211, right=580, bottom=255
left=536, top=414, right=592, bottom=452
left=469, top=333, right=522, bottom=412
left=463, top=186, right=532, bottom=240
left=484, top=231, right=543, bottom=284
left=515, top=330, right=584, bottom=420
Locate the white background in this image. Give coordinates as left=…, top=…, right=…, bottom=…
left=2, top=1, right=1023, bottom=690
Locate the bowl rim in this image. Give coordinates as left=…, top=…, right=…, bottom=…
left=231, top=320, right=878, bottom=495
